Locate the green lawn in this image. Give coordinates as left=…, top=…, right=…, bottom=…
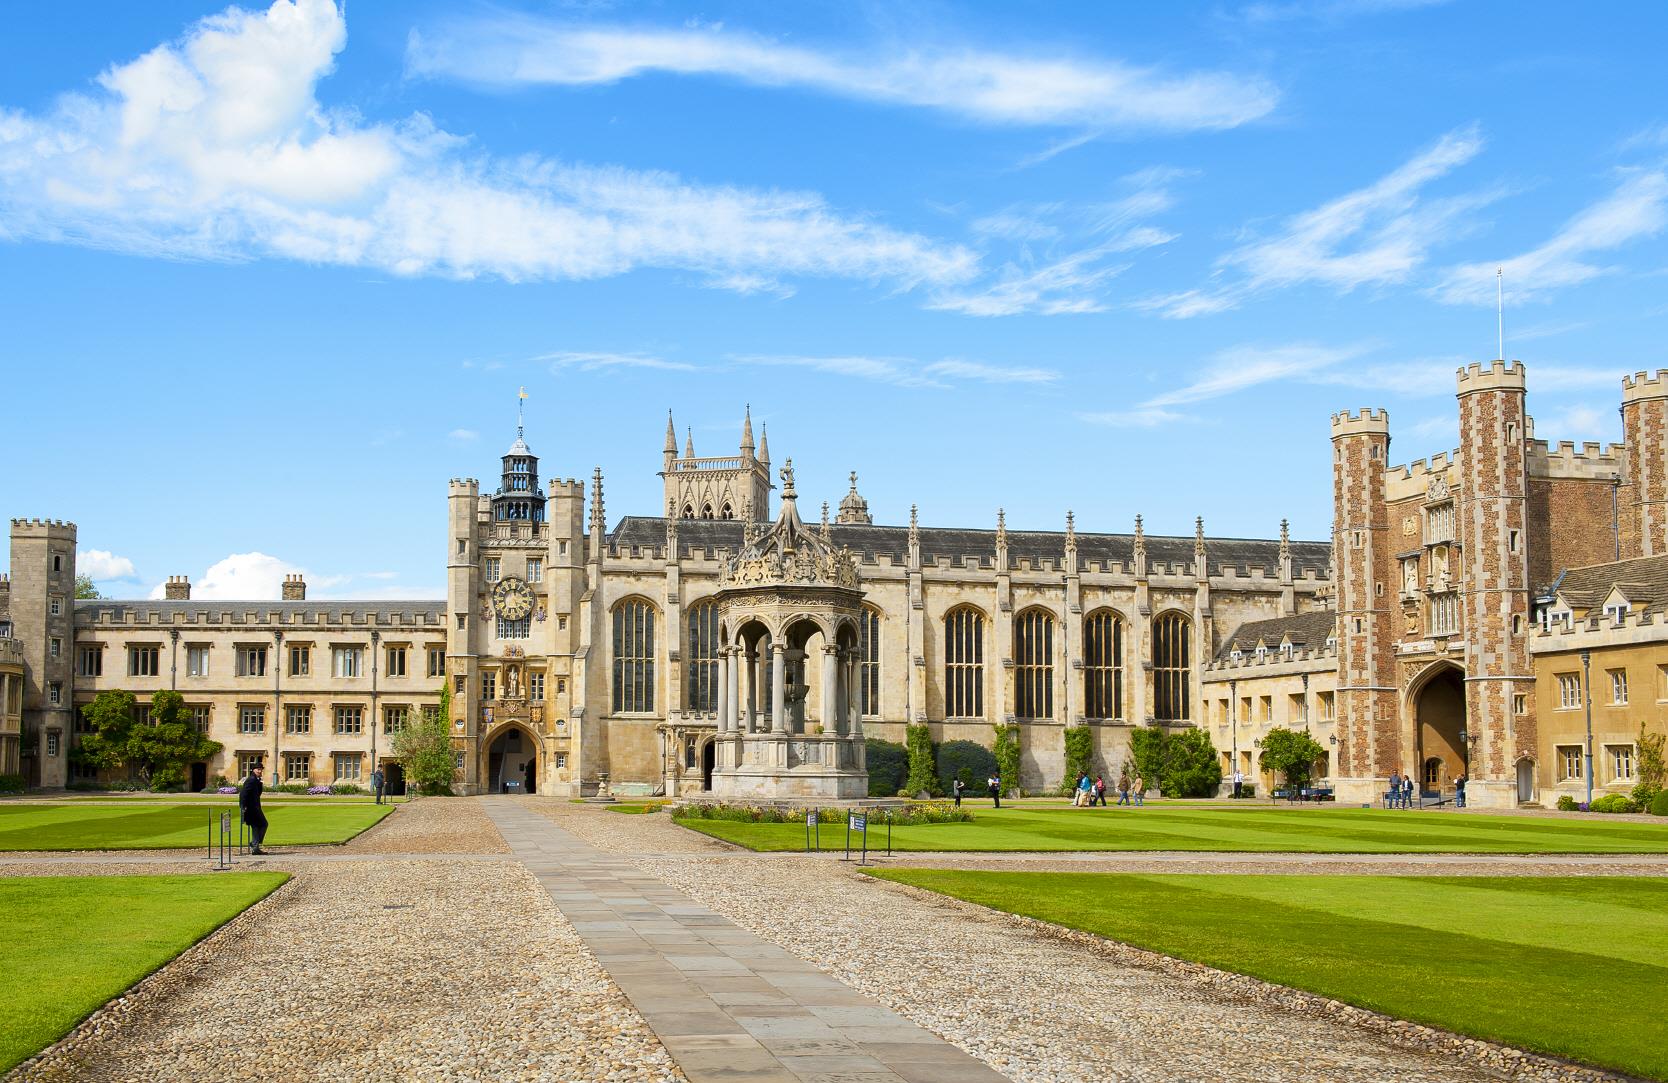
left=0, top=873, right=287, bottom=1072
left=677, top=805, right=1668, bottom=853
left=604, top=802, right=666, bottom=815
left=0, top=801, right=393, bottom=851
left=870, top=870, right=1668, bottom=1080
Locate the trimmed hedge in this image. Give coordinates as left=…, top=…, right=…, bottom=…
left=1652, top=791, right=1668, bottom=817
left=936, top=739, right=997, bottom=796
left=1589, top=793, right=1639, bottom=814
left=866, top=739, right=908, bottom=798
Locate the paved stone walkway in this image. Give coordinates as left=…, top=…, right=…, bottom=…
left=482, top=798, right=1006, bottom=1083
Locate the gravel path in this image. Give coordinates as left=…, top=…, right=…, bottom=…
left=10, top=859, right=684, bottom=1083
left=344, top=797, right=509, bottom=854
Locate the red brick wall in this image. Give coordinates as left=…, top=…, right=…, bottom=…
left=1526, top=476, right=1618, bottom=587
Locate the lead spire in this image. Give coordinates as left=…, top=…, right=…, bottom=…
left=684, top=427, right=695, bottom=459
left=758, top=423, right=770, bottom=465
left=664, top=409, right=676, bottom=454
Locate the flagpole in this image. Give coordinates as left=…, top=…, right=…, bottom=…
left=1497, top=267, right=1504, bottom=361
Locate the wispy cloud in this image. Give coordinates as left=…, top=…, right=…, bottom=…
left=1431, top=171, right=1668, bottom=305
left=738, top=354, right=1058, bottom=389
left=448, top=428, right=479, bottom=442
left=1237, top=0, right=1453, bottom=22
left=0, top=0, right=976, bottom=298
left=540, top=351, right=699, bottom=372
left=1077, top=406, right=1189, bottom=428
left=406, top=19, right=1278, bottom=133
left=1080, top=341, right=1374, bottom=426
left=1140, top=127, right=1488, bottom=318
left=938, top=172, right=1185, bottom=316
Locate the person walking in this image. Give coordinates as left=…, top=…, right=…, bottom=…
left=1133, top=773, right=1146, bottom=807
left=987, top=772, right=1002, bottom=809
left=1075, top=772, right=1093, bottom=807
left=1093, top=775, right=1107, bottom=807
left=1116, top=772, right=1131, bottom=806
left=1389, top=769, right=1403, bottom=808
left=240, top=763, right=269, bottom=855
left=1455, top=773, right=1467, bottom=809
left=371, top=765, right=385, bottom=805
left=1232, top=767, right=1244, bottom=799
left=952, top=778, right=964, bottom=807
left=1406, top=772, right=1418, bottom=809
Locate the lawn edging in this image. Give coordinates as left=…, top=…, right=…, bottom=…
left=4, top=872, right=293, bottom=1079
left=863, top=871, right=1635, bottom=1083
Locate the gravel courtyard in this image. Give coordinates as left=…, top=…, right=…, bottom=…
left=3, top=798, right=1636, bottom=1083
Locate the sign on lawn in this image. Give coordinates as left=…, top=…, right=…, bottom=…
left=849, top=813, right=866, bottom=831
left=807, top=810, right=818, bottom=827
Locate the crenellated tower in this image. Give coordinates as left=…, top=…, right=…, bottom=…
left=1330, top=408, right=1396, bottom=802
left=1621, top=369, right=1668, bottom=558
left=1455, top=360, right=1534, bottom=807
left=7, top=518, right=77, bottom=788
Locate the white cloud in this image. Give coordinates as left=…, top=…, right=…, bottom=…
left=448, top=428, right=479, bottom=442
left=1147, top=343, right=1373, bottom=407
left=0, top=0, right=977, bottom=297
left=1238, top=0, right=1452, bottom=22
left=78, top=549, right=137, bottom=580
left=406, top=20, right=1278, bottom=133
left=1143, top=127, right=1488, bottom=317
left=1077, top=406, right=1189, bottom=428
left=151, top=551, right=298, bottom=599
left=923, top=359, right=1058, bottom=384
left=1537, top=404, right=1612, bottom=437
left=1431, top=171, right=1668, bottom=305
left=541, top=351, right=698, bottom=372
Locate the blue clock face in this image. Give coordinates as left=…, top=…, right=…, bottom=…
left=493, top=577, right=534, bottom=620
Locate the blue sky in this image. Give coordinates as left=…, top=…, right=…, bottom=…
left=4, top=0, right=1667, bottom=600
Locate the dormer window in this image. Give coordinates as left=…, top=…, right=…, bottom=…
left=1255, top=646, right=1268, bottom=662
left=1281, top=642, right=1295, bottom=660
left=1605, top=603, right=1628, bottom=624
left=1230, top=648, right=1243, bottom=661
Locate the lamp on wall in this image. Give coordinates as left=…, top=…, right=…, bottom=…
left=1329, top=734, right=1337, bottom=746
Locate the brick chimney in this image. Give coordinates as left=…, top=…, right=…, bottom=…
left=281, top=574, right=307, bottom=600
left=164, top=575, right=191, bottom=600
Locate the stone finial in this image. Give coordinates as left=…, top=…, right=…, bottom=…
left=1194, top=517, right=1208, bottom=579
left=758, top=423, right=770, bottom=464
left=590, top=467, right=606, bottom=533
left=1132, top=514, right=1147, bottom=575
left=908, top=504, right=920, bottom=551
left=819, top=501, right=832, bottom=544
left=836, top=470, right=872, bottom=525
left=684, top=428, right=695, bottom=459
left=664, top=410, right=676, bottom=454
left=1065, top=510, right=1076, bottom=553
left=741, top=404, right=755, bottom=451
left=780, top=458, right=796, bottom=500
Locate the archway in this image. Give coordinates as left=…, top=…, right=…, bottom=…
left=1413, top=664, right=1466, bottom=795
left=485, top=724, right=539, bottom=794
left=701, top=739, right=715, bottom=790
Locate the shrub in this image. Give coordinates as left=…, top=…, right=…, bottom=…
left=1652, top=791, right=1668, bottom=817
left=865, top=739, right=908, bottom=798
left=1633, top=781, right=1662, bottom=810
left=1589, top=793, right=1639, bottom=814
left=670, top=801, right=973, bottom=826
left=270, top=782, right=311, bottom=794
left=1060, top=726, right=1095, bottom=795
left=1556, top=794, right=1579, bottom=812
left=937, top=739, right=997, bottom=795
left=992, top=723, right=1021, bottom=798
left=904, top=724, right=936, bottom=797
left=329, top=783, right=366, bottom=795
left=0, top=774, right=24, bottom=794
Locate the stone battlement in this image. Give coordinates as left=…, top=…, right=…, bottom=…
left=1455, top=359, right=1526, bottom=394
left=9, top=518, right=76, bottom=534
left=1527, top=438, right=1626, bottom=481
left=448, top=477, right=480, bottom=493
left=1330, top=408, right=1390, bottom=437
left=1622, top=369, right=1668, bottom=404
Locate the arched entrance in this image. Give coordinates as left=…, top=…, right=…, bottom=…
left=700, top=739, right=715, bottom=790
left=485, top=724, right=539, bottom=794
left=1413, top=664, right=1467, bottom=795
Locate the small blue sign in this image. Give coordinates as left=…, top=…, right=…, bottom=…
left=807, top=810, right=818, bottom=827
left=850, top=814, right=866, bottom=831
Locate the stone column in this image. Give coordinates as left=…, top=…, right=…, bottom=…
left=716, top=648, right=730, bottom=733
left=726, top=647, right=740, bottom=733
left=822, top=646, right=840, bottom=735
left=772, top=644, right=788, bottom=734
left=847, top=653, right=864, bottom=739
left=745, top=648, right=758, bottom=733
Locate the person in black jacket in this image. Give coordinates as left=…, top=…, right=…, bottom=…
left=240, top=764, right=269, bottom=855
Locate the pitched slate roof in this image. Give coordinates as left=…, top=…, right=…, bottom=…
left=1215, top=610, right=1338, bottom=660
left=611, top=517, right=1330, bottom=577
left=76, top=599, right=446, bottom=624
left=1546, top=554, right=1668, bottom=616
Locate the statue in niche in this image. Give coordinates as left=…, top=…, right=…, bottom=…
left=506, top=664, right=521, bottom=699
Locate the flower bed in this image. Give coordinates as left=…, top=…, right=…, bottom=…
left=672, top=801, right=973, bottom=826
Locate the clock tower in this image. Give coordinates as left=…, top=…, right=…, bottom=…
left=447, top=393, right=576, bottom=796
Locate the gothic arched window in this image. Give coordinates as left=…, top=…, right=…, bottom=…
left=686, top=601, right=720, bottom=713
left=1014, top=609, right=1054, bottom=720
left=1083, top=610, right=1124, bottom=721
left=611, top=599, right=656, bottom=714
left=859, top=606, right=881, bottom=716
left=681, top=504, right=695, bottom=519
left=944, top=607, right=985, bottom=719
left=701, top=504, right=714, bottom=520
left=1153, top=611, right=1192, bottom=722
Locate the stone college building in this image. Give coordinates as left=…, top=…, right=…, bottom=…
left=4, top=362, right=1667, bottom=807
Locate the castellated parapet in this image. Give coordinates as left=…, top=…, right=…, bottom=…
left=1527, top=438, right=1628, bottom=481
left=1455, top=359, right=1527, bottom=395
left=1329, top=408, right=1390, bottom=438
left=1622, top=369, right=1668, bottom=404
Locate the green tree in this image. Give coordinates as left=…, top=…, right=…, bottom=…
left=1128, top=725, right=1222, bottom=798
left=79, top=689, right=220, bottom=790
left=1259, top=727, right=1326, bottom=793
left=904, top=723, right=936, bottom=796
left=992, top=722, right=1021, bottom=797
left=1129, top=725, right=1169, bottom=793
left=74, top=574, right=101, bottom=600
left=865, top=738, right=908, bottom=797
left=936, top=739, right=997, bottom=795
left=1639, top=725, right=1666, bottom=792
left=393, top=683, right=458, bottom=795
